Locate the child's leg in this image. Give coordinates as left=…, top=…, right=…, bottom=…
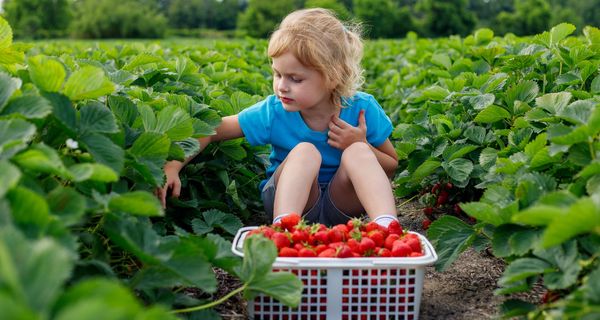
left=272, top=142, right=322, bottom=219
left=329, top=142, right=397, bottom=221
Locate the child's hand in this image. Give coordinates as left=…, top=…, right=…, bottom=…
left=155, top=161, right=184, bottom=209
left=327, top=109, right=367, bottom=150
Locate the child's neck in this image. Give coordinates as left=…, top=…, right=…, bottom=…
left=300, top=105, right=339, bottom=132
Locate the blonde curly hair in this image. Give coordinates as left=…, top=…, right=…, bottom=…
left=268, top=8, right=364, bottom=108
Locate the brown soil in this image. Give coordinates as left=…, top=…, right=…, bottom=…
left=211, top=198, right=543, bottom=320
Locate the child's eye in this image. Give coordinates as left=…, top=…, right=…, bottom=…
left=291, top=77, right=303, bottom=83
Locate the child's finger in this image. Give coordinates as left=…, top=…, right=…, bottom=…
left=330, top=114, right=348, bottom=128
left=358, top=109, right=367, bottom=129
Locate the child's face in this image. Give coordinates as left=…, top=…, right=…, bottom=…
left=271, top=52, right=333, bottom=113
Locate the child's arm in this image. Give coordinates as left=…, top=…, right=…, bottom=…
left=157, top=115, right=243, bottom=208
left=370, top=138, right=398, bottom=179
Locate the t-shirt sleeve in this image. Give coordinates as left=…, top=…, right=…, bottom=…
left=238, top=97, right=273, bottom=146
left=364, top=95, right=393, bottom=147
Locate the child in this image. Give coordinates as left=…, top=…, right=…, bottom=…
left=157, top=8, right=399, bottom=227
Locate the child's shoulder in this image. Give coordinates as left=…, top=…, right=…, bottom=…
left=346, top=91, right=379, bottom=107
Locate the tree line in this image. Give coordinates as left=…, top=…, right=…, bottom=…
left=2, top=0, right=599, bottom=39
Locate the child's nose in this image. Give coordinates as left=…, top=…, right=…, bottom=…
left=277, top=80, right=289, bottom=92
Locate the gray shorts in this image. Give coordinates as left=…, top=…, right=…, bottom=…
left=261, top=175, right=356, bottom=226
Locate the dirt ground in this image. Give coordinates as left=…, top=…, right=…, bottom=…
left=211, top=198, right=542, bottom=320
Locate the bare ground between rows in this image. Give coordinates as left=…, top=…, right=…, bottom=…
left=209, top=198, right=543, bottom=320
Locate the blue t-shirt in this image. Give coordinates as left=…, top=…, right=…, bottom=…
left=238, top=92, right=393, bottom=190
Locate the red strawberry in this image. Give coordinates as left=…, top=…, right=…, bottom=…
left=291, top=229, right=309, bottom=244
left=314, top=244, right=328, bottom=254
left=387, top=219, right=403, bottom=235
left=377, top=247, right=391, bottom=257
left=364, top=221, right=380, bottom=233
left=336, top=245, right=353, bottom=258
left=271, top=232, right=290, bottom=250
left=280, top=213, right=301, bottom=231
left=279, top=247, right=298, bottom=257
left=404, top=237, right=422, bottom=253
left=423, top=207, right=433, bottom=216
left=298, top=247, right=317, bottom=257
left=328, top=228, right=346, bottom=243
left=391, top=241, right=411, bottom=257
left=384, top=233, right=401, bottom=250
left=346, top=218, right=363, bottom=231
left=367, top=230, right=385, bottom=247
left=313, top=230, right=329, bottom=244
left=318, top=248, right=336, bottom=257
left=436, top=190, right=449, bottom=206
left=347, top=238, right=362, bottom=255
left=422, top=219, right=432, bottom=230
left=359, top=237, right=376, bottom=256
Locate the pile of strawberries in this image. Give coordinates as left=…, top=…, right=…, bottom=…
left=247, top=213, right=424, bottom=258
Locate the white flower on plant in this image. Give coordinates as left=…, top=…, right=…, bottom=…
left=66, top=138, right=79, bottom=149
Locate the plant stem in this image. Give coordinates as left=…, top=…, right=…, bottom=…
left=171, top=284, right=247, bottom=314
left=398, top=193, right=419, bottom=208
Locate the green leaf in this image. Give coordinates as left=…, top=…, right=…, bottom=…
left=443, top=158, right=473, bottom=182
left=505, top=80, right=539, bottom=107
left=239, top=235, right=303, bottom=307
left=0, top=160, right=20, bottom=198
left=427, top=216, right=477, bottom=272
left=499, top=258, right=553, bottom=285
left=47, top=187, right=86, bottom=227
left=191, top=209, right=243, bottom=236
left=512, top=205, right=565, bottom=226
left=535, top=92, right=571, bottom=115
left=28, top=55, right=66, bottom=92
left=53, top=279, right=177, bottom=320
left=6, top=187, right=50, bottom=237
left=535, top=241, right=581, bottom=290
left=108, top=191, right=163, bottom=217
left=460, top=202, right=508, bottom=226
left=421, top=85, right=449, bottom=101
left=103, top=215, right=166, bottom=265
left=175, top=138, right=200, bottom=159
left=12, top=143, right=71, bottom=179
left=108, top=95, right=138, bottom=127
left=129, top=132, right=170, bottom=160
left=584, top=266, right=600, bottom=303
left=431, top=53, right=451, bottom=70
left=0, top=16, right=13, bottom=49
left=411, top=160, right=441, bottom=183
left=78, top=101, right=119, bottom=134
left=550, top=23, right=576, bottom=46
left=474, top=28, right=494, bottom=44
left=468, top=93, right=495, bottom=110
left=591, top=75, right=600, bottom=94
left=79, top=133, right=124, bottom=174
left=474, top=105, right=511, bottom=123
left=247, top=271, right=303, bottom=307
left=155, top=105, right=193, bottom=140
left=463, top=126, right=487, bottom=145
left=0, top=72, right=20, bottom=110
left=42, top=92, right=76, bottom=133
left=0, top=227, right=74, bottom=314
left=499, top=299, right=536, bottom=318
left=68, top=163, right=118, bottom=183
left=238, top=234, right=277, bottom=283
left=479, top=147, right=497, bottom=170
left=122, top=53, right=164, bottom=71
left=542, top=197, right=600, bottom=248
left=218, top=139, right=247, bottom=161
left=558, top=100, right=594, bottom=125
left=63, top=66, right=115, bottom=101
left=0, top=119, right=36, bottom=159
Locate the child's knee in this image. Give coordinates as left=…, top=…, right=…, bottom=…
left=340, top=142, right=373, bottom=164
left=290, top=142, right=322, bottom=162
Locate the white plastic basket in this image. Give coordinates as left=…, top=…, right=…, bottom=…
left=232, top=226, right=438, bottom=320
